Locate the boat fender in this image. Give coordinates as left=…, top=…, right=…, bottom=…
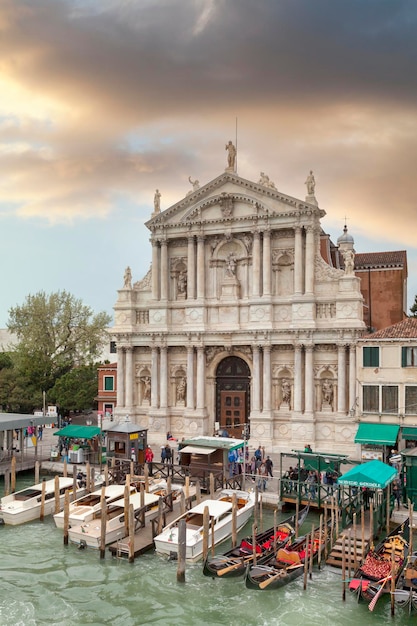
left=78, top=540, right=87, bottom=550
left=168, top=551, right=178, bottom=561
left=0, top=518, right=4, bottom=526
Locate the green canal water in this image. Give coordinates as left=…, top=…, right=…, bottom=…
left=0, top=474, right=413, bottom=626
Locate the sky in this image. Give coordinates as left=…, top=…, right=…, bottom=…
left=1, top=0, right=417, bottom=328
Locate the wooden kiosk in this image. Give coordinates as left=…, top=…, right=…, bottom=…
left=105, top=421, right=148, bottom=464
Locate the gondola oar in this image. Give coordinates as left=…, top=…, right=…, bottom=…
left=217, top=555, right=254, bottom=576
left=258, top=564, right=304, bottom=589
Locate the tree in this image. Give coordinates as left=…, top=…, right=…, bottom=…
left=7, top=291, right=112, bottom=398
left=410, top=295, right=417, bottom=317
left=49, top=364, right=99, bottom=413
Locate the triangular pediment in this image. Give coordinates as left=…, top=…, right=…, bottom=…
left=145, top=172, right=323, bottom=230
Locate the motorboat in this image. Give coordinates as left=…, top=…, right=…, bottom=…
left=67, top=490, right=160, bottom=548
left=0, top=477, right=75, bottom=525
left=154, top=488, right=255, bottom=563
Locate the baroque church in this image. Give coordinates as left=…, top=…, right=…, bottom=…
left=112, top=143, right=365, bottom=456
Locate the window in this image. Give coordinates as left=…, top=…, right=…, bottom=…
left=363, top=386, right=379, bottom=412
left=382, top=386, right=398, bottom=413
left=363, top=347, right=379, bottom=367
left=110, top=341, right=117, bottom=354
left=405, top=387, right=417, bottom=415
left=104, top=376, right=114, bottom=391
left=402, top=346, right=417, bottom=367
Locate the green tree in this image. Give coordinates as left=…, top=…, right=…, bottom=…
left=7, top=291, right=112, bottom=399
left=49, top=363, right=99, bottom=413
left=410, top=295, right=417, bottom=317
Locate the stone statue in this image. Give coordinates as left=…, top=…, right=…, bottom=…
left=177, top=270, right=187, bottom=295
left=225, top=140, right=236, bottom=170
left=322, top=379, right=333, bottom=406
left=142, top=376, right=151, bottom=401
left=176, top=377, right=186, bottom=402
left=188, top=176, right=200, bottom=192
left=305, top=170, right=315, bottom=195
left=258, top=172, right=276, bottom=189
left=154, top=189, right=161, bottom=213
left=225, top=253, right=237, bottom=277
left=343, top=249, right=355, bottom=275
left=123, top=266, right=132, bottom=289
left=281, top=378, right=291, bottom=405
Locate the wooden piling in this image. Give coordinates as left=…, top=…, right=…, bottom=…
left=252, top=523, right=257, bottom=565
left=4, top=471, right=10, bottom=497
left=273, top=510, right=277, bottom=553
left=391, top=544, right=395, bottom=616
left=157, top=497, right=164, bottom=534
left=195, top=480, right=201, bottom=504
left=231, top=493, right=237, bottom=548
left=209, top=473, right=214, bottom=498
left=35, top=461, right=40, bottom=485
left=180, top=490, right=186, bottom=515
left=295, top=498, right=300, bottom=538
left=318, top=513, right=323, bottom=570
left=361, top=505, right=365, bottom=554
left=124, top=483, right=130, bottom=536
left=11, top=456, right=16, bottom=493
left=86, top=461, right=91, bottom=493
left=309, top=523, right=314, bottom=579
left=128, top=504, right=135, bottom=563
left=72, top=471, right=77, bottom=500
left=63, top=458, right=67, bottom=477
left=259, top=494, right=263, bottom=532
left=63, top=489, right=70, bottom=546
left=40, top=479, right=46, bottom=521
left=130, top=460, right=134, bottom=477
left=54, top=475, right=60, bottom=514
left=347, top=528, right=352, bottom=579
left=202, top=506, right=209, bottom=561
left=90, top=465, right=95, bottom=491
left=386, top=483, right=391, bottom=536
left=177, top=519, right=186, bottom=583
left=409, top=500, right=413, bottom=555
left=104, top=464, right=109, bottom=486
left=341, top=535, right=346, bottom=601
left=353, top=513, right=357, bottom=569
left=185, top=476, right=190, bottom=500
left=324, top=502, right=328, bottom=559
left=99, top=487, right=107, bottom=559
left=303, top=531, right=309, bottom=590
left=369, top=501, right=374, bottom=542
left=144, top=463, right=149, bottom=492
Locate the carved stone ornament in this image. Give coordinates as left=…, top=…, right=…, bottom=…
left=314, top=256, right=344, bottom=281
left=219, top=192, right=234, bottom=218
left=134, top=267, right=152, bottom=291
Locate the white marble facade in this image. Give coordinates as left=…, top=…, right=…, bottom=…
left=112, top=158, right=365, bottom=456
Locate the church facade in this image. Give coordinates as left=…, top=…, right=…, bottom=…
left=112, top=146, right=365, bottom=456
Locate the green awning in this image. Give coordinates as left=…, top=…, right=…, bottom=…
left=338, top=460, right=397, bottom=489
left=354, top=423, right=400, bottom=446
left=53, top=425, right=100, bottom=439
left=402, top=427, right=417, bottom=441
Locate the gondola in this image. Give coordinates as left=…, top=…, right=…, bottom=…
left=394, top=551, right=417, bottom=614
left=203, top=505, right=309, bottom=578
left=244, top=521, right=326, bottom=590
left=349, top=519, right=409, bottom=605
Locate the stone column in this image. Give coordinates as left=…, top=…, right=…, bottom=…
left=294, top=227, right=303, bottom=294
left=252, top=345, right=261, bottom=412
left=187, top=236, right=196, bottom=299
left=294, top=344, right=303, bottom=412
left=151, top=347, right=159, bottom=409
left=197, top=235, right=205, bottom=299
left=262, top=345, right=271, bottom=411
left=151, top=240, right=159, bottom=300
left=116, top=347, right=125, bottom=408
left=337, top=345, right=347, bottom=414
left=160, top=240, right=168, bottom=300
left=262, top=230, right=271, bottom=296
left=304, top=345, right=314, bottom=413
left=349, top=344, right=357, bottom=414
left=160, top=346, right=168, bottom=408
left=186, top=346, right=194, bottom=409
left=125, top=346, right=133, bottom=407
left=252, top=231, right=261, bottom=297
left=196, top=347, right=205, bottom=409
left=305, top=226, right=315, bottom=294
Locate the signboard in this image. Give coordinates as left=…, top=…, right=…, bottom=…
left=129, top=433, right=139, bottom=440
left=361, top=448, right=383, bottom=462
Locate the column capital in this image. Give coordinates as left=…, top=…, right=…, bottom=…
left=304, top=344, right=314, bottom=353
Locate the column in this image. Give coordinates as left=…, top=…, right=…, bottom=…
left=196, top=346, right=205, bottom=409
left=262, top=230, right=271, bottom=296
left=294, top=344, right=303, bottom=412
left=337, top=345, right=347, bottom=414
left=160, top=346, right=168, bottom=408
left=125, top=346, right=133, bottom=407
left=304, top=345, right=314, bottom=413
left=252, top=231, right=261, bottom=297
left=252, top=345, right=261, bottom=412
left=262, top=345, right=271, bottom=411
left=294, top=227, right=303, bottom=294
left=151, top=347, right=159, bottom=408
left=116, top=347, right=125, bottom=408
left=151, top=240, right=159, bottom=300
left=186, top=347, right=195, bottom=409
left=349, top=344, right=357, bottom=415
left=305, top=226, right=315, bottom=294
left=197, top=235, right=205, bottom=299
left=160, top=240, right=168, bottom=300
left=187, top=236, right=196, bottom=299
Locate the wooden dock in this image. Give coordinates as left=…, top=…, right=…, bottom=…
left=326, top=517, right=372, bottom=570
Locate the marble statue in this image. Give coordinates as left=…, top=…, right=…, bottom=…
left=225, top=253, right=237, bottom=277
left=281, top=378, right=291, bottom=405
left=123, top=266, right=132, bottom=289
left=305, top=170, right=315, bottom=195
left=176, top=377, right=186, bottom=402
left=177, top=271, right=187, bottom=295
left=142, top=376, right=151, bottom=401
left=343, top=249, right=355, bottom=275
left=188, top=176, right=200, bottom=191
left=322, top=379, right=333, bottom=406
left=225, top=140, right=236, bottom=169
left=154, top=189, right=161, bottom=213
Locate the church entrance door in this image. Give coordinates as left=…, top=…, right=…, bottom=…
left=220, top=391, right=246, bottom=439
left=216, top=356, right=250, bottom=439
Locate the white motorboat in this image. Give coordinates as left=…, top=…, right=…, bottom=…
left=153, top=489, right=255, bottom=563
left=0, top=477, right=75, bottom=525
left=53, top=484, right=134, bottom=529
left=67, top=490, right=161, bottom=548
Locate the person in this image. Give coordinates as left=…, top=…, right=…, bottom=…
left=225, top=140, right=236, bottom=169
left=254, top=445, right=262, bottom=467
left=145, top=445, right=154, bottom=476
left=265, top=456, right=274, bottom=478
left=322, top=379, right=333, bottom=406
left=154, top=189, right=161, bottom=213
left=176, top=377, right=186, bottom=402
left=306, top=470, right=317, bottom=500
left=177, top=271, right=187, bottom=295
left=123, top=266, right=132, bottom=289
left=38, top=425, right=43, bottom=441
left=257, top=461, right=268, bottom=492
left=160, top=445, right=166, bottom=464
left=164, top=444, right=172, bottom=464
left=392, top=478, right=401, bottom=510
left=281, top=379, right=291, bottom=404
left=304, top=444, right=312, bottom=453
left=305, top=170, right=315, bottom=195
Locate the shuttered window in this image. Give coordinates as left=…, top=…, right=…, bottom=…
left=363, top=347, right=379, bottom=367
left=382, top=386, right=398, bottom=413
left=402, top=346, right=417, bottom=367
left=405, top=387, right=417, bottom=415
left=363, top=386, right=379, bottom=412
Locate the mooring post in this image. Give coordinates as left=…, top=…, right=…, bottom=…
left=177, top=519, right=186, bottom=583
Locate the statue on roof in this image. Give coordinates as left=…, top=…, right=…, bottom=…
left=188, top=176, right=200, bottom=192
left=153, top=189, right=161, bottom=213
left=305, top=170, right=315, bottom=196
left=225, top=140, right=236, bottom=171
left=123, top=266, right=132, bottom=289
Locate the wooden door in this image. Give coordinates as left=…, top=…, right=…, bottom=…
left=220, top=391, right=246, bottom=439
